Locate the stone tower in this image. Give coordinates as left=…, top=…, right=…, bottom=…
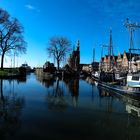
left=68, top=40, right=80, bottom=71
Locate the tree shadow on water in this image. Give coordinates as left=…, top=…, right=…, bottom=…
left=0, top=79, right=25, bottom=139
left=46, top=79, right=68, bottom=112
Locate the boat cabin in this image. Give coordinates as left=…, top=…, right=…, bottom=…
left=127, top=72, right=140, bottom=87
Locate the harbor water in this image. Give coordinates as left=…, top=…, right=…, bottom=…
left=0, top=73, right=140, bottom=140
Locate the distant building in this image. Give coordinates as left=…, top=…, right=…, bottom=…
left=100, top=51, right=140, bottom=72
left=80, top=62, right=99, bottom=73
left=100, top=55, right=117, bottom=72
left=116, top=53, right=123, bottom=71
left=81, top=64, right=92, bottom=72
left=68, top=40, right=80, bottom=71
left=20, top=63, right=31, bottom=72
left=118, top=51, right=139, bottom=72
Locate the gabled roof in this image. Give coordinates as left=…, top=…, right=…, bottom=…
left=118, top=53, right=123, bottom=58
left=101, top=55, right=117, bottom=61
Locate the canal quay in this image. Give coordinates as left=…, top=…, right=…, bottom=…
left=0, top=73, right=140, bottom=140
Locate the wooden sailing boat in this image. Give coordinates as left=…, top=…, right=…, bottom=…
left=97, top=19, right=140, bottom=95
left=125, top=18, right=140, bottom=88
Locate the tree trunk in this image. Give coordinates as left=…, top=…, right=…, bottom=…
left=1, top=52, right=5, bottom=70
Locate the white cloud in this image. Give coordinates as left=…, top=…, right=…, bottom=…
left=25, top=4, right=40, bottom=12
left=25, top=4, right=35, bottom=10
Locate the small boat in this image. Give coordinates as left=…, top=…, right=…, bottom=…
left=127, top=71, right=140, bottom=87
left=95, top=70, right=140, bottom=96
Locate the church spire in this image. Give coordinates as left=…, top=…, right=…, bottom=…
left=77, top=40, right=80, bottom=51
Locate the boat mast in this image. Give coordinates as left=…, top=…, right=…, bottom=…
left=93, top=48, right=95, bottom=63
left=125, top=18, right=140, bottom=72
left=109, top=29, right=113, bottom=57
left=100, top=30, right=113, bottom=72
left=101, top=44, right=108, bottom=72
left=109, top=29, right=113, bottom=71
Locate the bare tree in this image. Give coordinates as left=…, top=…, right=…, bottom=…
left=47, top=36, right=71, bottom=70
left=0, top=8, right=27, bottom=69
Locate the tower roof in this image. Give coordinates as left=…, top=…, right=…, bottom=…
left=77, top=40, right=80, bottom=51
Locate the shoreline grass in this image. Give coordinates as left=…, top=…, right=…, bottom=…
left=0, top=68, right=19, bottom=76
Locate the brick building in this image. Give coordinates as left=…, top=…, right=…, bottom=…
left=81, top=62, right=99, bottom=73
left=100, top=51, right=140, bottom=72
left=100, top=55, right=117, bottom=72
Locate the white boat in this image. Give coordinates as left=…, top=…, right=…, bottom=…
left=127, top=72, right=140, bottom=88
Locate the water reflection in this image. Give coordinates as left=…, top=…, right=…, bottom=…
left=97, top=87, right=114, bottom=113
left=36, top=74, right=66, bottom=111
left=33, top=74, right=140, bottom=139
left=36, top=73, right=56, bottom=88
left=126, top=103, right=140, bottom=117
left=0, top=79, right=24, bottom=139
left=36, top=75, right=80, bottom=110
left=17, top=77, right=27, bottom=83
left=98, top=87, right=111, bottom=97
left=123, top=96, right=140, bottom=117
left=46, top=78, right=68, bottom=111
left=85, top=76, right=95, bottom=85
left=64, top=78, right=79, bottom=107
left=35, top=70, right=80, bottom=109
left=37, top=71, right=140, bottom=119
left=98, top=86, right=140, bottom=118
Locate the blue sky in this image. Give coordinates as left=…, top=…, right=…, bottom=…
left=0, top=0, right=140, bottom=68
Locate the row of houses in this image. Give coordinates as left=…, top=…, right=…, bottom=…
left=81, top=62, right=99, bottom=73
left=100, top=51, right=140, bottom=72
left=79, top=51, right=140, bottom=73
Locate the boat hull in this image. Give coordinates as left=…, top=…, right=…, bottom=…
left=98, top=81, right=140, bottom=95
